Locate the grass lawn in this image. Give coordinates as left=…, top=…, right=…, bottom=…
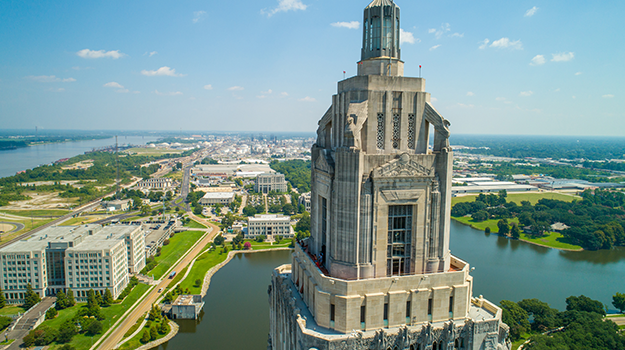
left=519, top=232, right=582, bottom=250
left=184, top=219, right=206, bottom=229
left=0, top=209, right=71, bottom=217
left=59, top=216, right=109, bottom=226
left=452, top=192, right=578, bottom=206
left=452, top=216, right=520, bottom=234
left=0, top=217, right=53, bottom=242
left=165, top=171, right=183, bottom=181
left=122, top=312, right=147, bottom=339
left=118, top=317, right=170, bottom=350
left=0, top=305, right=25, bottom=316
left=179, top=248, right=228, bottom=294
left=452, top=216, right=583, bottom=250
left=40, top=283, right=150, bottom=350
left=147, top=230, right=205, bottom=279
left=249, top=240, right=292, bottom=250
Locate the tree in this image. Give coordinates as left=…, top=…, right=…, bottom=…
left=613, top=292, right=625, bottom=313
left=55, top=290, right=67, bottom=310
left=67, top=288, right=76, bottom=307
left=148, top=304, right=161, bottom=321
left=0, top=286, right=5, bottom=308
left=500, top=300, right=530, bottom=341
left=518, top=298, right=559, bottom=331
left=45, top=307, right=58, bottom=320
left=472, top=210, right=488, bottom=222
left=243, top=205, right=256, bottom=217
left=141, top=330, right=150, bottom=343
left=86, top=320, right=103, bottom=335
left=275, top=235, right=283, bottom=244
left=244, top=241, right=252, bottom=250
left=194, top=279, right=202, bottom=288
left=193, top=205, right=203, bottom=215
left=295, top=211, right=310, bottom=232
left=102, top=288, right=114, bottom=307
left=214, top=234, right=225, bottom=246
left=150, top=325, right=158, bottom=340
left=566, top=295, right=605, bottom=316
left=0, top=316, right=11, bottom=331
left=497, top=219, right=510, bottom=236
left=485, top=227, right=491, bottom=234
left=511, top=223, right=521, bottom=239
left=58, top=345, right=76, bottom=350
left=56, top=320, right=78, bottom=343
left=95, top=292, right=103, bottom=306
left=159, top=318, right=169, bottom=334
left=141, top=204, right=151, bottom=216
left=23, top=283, right=41, bottom=310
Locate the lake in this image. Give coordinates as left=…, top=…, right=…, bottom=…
left=0, top=136, right=156, bottom=178
left=152, top=221, right=625, bottom=349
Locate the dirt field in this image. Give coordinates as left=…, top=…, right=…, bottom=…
left=0, top=223, right=16, bottom=232
left=2, top=192, right=78, bottom=210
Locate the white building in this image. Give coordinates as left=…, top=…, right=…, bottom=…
left=138, top=178, right=177, bottom=190
left=298, top=192, right=311, bottom=212
left=0, top=224, right=146, bottom=302
left=199, top=192, right=235, bottom=205
left=246, top=214, right=293, bottom=239
left=255, top=173, right=287, bottom=194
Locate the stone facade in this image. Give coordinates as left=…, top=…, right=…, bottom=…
left=269, top=1, right=510, bottom=350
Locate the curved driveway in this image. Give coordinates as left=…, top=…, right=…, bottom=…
left=0, top=222, right=25, bottom=234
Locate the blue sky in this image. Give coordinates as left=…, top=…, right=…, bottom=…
left=0, top=0, right=623, bottom=136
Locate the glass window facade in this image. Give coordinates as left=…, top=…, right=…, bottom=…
left=387, top=205, right=412, bottom=276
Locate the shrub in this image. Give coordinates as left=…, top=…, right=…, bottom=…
left=244, top=241, right=252, bottom=250
left=163, top=239, right=170, bottom=246
left=0, top=316, right=11, bottom=331
left=140, top=330, right=150, bottom=344
left=45, top=307, right=58, bottom=320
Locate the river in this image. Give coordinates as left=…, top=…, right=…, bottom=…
left=0, top=136, right=157, bottom=178
left=152, top=221, right=625, bottom=349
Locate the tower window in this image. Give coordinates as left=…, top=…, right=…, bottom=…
left=373, top=17, right=381, bottom=50
left=383, top=16, right=392, bottom=50
left=383, top=302, right=389, bottom=327
left=377, top=113, right=385, bottom=149
left=392, top=113, right=401, bottom=149
left=387, top=205, right=412, bottom=276
left=360, top=305, right=366, bottom=329
left=406, top=301, right=411, bottom=324
left=407, top=114, right=416, bottom=149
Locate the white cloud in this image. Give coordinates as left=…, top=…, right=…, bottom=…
left=466, top=92, right=474, bottom=96
left=603, top=94, right=615, bottom=98
left=525, top=6, right=539, bottom=17
left=430, top=97, right=438, bottom=103
left=154, top=90, right=183, bottom=96
left=71, top=66, right=93, bottom=71
left=228, top=86, right=244, bottom=91
left=116, top=89, right=130, bottom=93
left=261, top=0, right=307, bottom=17
left=530, top=55, right=545, bottom=66
left=193, top=11, right=206, bottom=23
left=551, top=52, right=574, bottom=62
left=298, top=96, right=316, bottom=102
left=450, top=33, right=464, bottom=38
left=495, top=97, right=507, bottom=101
left=554, top=88, right=561, bottom=92
left=331, top=21, right=359, bottom=29
left=203, top=84, right=213, bottom=90
left=77, top=49, right=125, bottom=59
left=429, top=23, right=451, bottom=39
left=400, top=29, right=419, bottom=44
left=457, top=103, right=474, bottom=108
left=48, top=88, right=65, bottom=92
left=104, top=82, right=124, bottom=89
left=490, top=38, right=523, bottom=50
left=575, top=72, right=583, bottom=76
left=149, top=51, right=158, bottom=57
left=478, top=39, right=490, bottom=50
left=261, top=89, right=273, bottom=94
left=520, top=91, right=534, bottom=97
left=27, top=75, right=75, bottom=83
left=141, top=66, right=185, bottom=77
left=430, top=45, right=441, bottom=51
left=281, top=92, right=289, bottom=97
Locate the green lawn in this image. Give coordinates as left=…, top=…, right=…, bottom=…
left=148, top=230, right=205, bottom=279
left=118, top=317, right=171, bottom=350
left=452, top=216, right=520, bottom=234
left=184, top=219, right=207, bottom=229
left=0, top=217, right=54, bottom=241
left=40, top=283, right=150, bottom=350
left=452, top=192, right=578, bottom=206
left=248, top=240, right=293, bottom=250
left=179, top=248, right=229, bottom=294
left=121, top=216, right=144, bottom=223
left=0, top=305, right=25, bottom=316
left=452, top=216, right=583, bottom=250
left=59, top=216, right=109, bottom=226
left=0, top=209, right=71, bottom=217
left=519, top=232, right=582, bottom=251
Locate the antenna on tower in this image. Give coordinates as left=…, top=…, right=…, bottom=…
left=115, top=136, right=120, bottom=200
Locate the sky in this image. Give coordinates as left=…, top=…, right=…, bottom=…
left=0, top=0, right=623, bottom=136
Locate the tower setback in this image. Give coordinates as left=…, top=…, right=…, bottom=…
left=269, top=1, right=511, bottom=349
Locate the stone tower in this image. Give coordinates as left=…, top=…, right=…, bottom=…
left=269, top=1, right=511, bottom=349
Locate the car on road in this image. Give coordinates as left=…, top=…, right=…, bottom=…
left=158, top=288, right=163, bottom=293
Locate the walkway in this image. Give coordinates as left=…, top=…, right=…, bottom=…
left=95, top=215, right=220, bottom=350
left=6, top=297, right=56, bottom=350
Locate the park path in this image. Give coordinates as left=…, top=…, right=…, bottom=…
left=238, top=194, right=247, bottom=215
left=95, top=216, right=220, bottom=350
left=6, top=297, right=56, bottom=350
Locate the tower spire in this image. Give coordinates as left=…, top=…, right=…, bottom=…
left=358, top=0, right=404, bottom=76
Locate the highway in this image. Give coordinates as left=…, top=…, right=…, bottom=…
left=95, top=216, right=219, bottom=350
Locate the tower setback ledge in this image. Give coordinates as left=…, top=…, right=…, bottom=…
left=338, top=74, right=425, bottom=95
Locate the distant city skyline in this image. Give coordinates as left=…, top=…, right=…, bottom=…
left=0, top=0, right=623, bottom=136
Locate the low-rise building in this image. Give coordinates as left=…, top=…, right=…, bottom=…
left=0, top=224, right=146, bottom=303
left=167, top=294, right=204, bottom=319
left=102, top=199, right=131, bottom=212
left=138, top=178, right=177, bottom=190
left=246, top=214, right=293, bottom=239
left=199, top=192, right=235, bottom=205
left=255, top=173, right=287, bottom=194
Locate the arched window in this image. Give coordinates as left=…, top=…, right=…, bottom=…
left=432, top=342, right=438, bottom=350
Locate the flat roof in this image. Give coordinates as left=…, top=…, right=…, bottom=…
left=202, top=192, right=235, bottom=199
left=249, top=214, right=290, bottom=221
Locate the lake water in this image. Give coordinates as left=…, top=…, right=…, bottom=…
left=0, top=136, right=157, bottom=178
left=153, top=221, right=625, bottom=349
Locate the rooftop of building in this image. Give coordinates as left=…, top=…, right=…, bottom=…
left=249, top=214, right=290, bottom=221
left=201, top=192, right=235, bottom=199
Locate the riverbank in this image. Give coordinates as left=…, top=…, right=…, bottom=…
left=451, top=217, right=583, bottom=251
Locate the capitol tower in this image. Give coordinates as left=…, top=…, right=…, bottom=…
left=269, top=1, right=511, bottom=349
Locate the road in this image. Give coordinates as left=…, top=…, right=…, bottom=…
left=95, top=217, right=220, bottom=350
left=6, top=297, right=57, bottom=350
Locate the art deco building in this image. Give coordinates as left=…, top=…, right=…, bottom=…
left=269, top=1, right=511, bottom=349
